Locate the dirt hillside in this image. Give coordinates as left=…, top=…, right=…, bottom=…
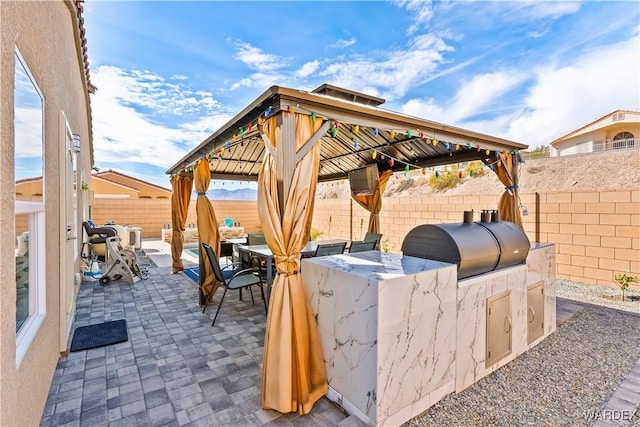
left=317, top=148, right=640, bottom=199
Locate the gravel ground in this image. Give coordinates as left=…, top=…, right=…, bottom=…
left=406, top=280, right=640, bottom=427
left=556, top=279, right=640, bottom=314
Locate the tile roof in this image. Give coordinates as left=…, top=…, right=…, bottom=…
left=74, top=0, right=95, bottom=93
left=94, top=169, right=172, bottom=193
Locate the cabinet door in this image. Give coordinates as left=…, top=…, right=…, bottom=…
left=486, top=291, right=512, bottom=367
left=527, top=282, right=545, bottom=344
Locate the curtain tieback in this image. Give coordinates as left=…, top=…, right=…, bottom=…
left=196, top=192, right=206, bottom=196
left=505, top=185, right=518, bottom=195
left=277, top=270, right=299, bottom=277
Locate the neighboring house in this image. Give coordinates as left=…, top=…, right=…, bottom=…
left=92, top=169, right=172, bottom=199
left=549, top=109, right=640, bottom=156
left=1, top=1, right=94, bottom=426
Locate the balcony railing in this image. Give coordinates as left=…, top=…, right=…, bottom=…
left=593, top=138, right=638, bottom=152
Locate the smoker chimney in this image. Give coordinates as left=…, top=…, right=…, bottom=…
left=463, top=210, right=474, bottom=224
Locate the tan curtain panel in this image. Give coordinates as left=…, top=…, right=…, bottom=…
left=259, top=114, right=328, bottom=414
left=351, top=169, right=393, bottom=234
left=492, top=152, right=523, bottom=228
left=194, top=159, right=221, bottom=304
left=170, top=174, right=193, bottom=273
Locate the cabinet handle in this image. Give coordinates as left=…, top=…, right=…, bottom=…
left=504, top=315, right=512, bottom=333
left=528, top=307, right=536, bottom=323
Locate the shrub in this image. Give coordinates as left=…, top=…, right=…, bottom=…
left=428, top=169, right=460, bottom=191
left=465, top=161, right=485, bottom=177
left=310, top=228, right=324, bottom=241
left=614, top=273, right=639, bottom=301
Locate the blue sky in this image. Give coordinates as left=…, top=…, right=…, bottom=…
left=83, top=0, right=640, bottom=189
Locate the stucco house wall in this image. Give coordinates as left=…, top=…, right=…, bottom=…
left=93, top=169, right=172, bottom=199
left=0, top=1, right=93, bottom=425
left=550, top=110, right=640, bottom=157
left=91, top=176, right=140, bottom=199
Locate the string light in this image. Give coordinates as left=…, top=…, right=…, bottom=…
left=173, top=106, right=513, bottom=179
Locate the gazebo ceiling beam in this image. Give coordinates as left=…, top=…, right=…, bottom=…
left=209, top=173, right=258, bottom=181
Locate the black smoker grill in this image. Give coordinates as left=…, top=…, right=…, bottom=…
left=401, top=211, right=530, bottom=280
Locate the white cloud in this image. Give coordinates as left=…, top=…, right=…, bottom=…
left=93, top=66, right=222, bottom=117
left=230, top=77, right=254, bottom=91
left=329, top=38, right=357, bottom=49
left=402, top=70, right=526, bottom=123
left=296, top=60, right=320, bottom=78
left=528, top=28, right=550, bottom=39
left=393, top=0, right=434, bottom=34
left=319, top=33, right=454, bottom=100
left=514, top=1, right=581, bottom=20
left=91, top=66, right=231, bottom=169
left=414, top=30, right=640, bottom=147
left=504, top=32, right=640, bottom=145
left=234, top=41, right=287, bottom=72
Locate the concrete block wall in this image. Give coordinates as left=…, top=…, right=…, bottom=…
left=92, top=189, right=639, bottom=288
left=93, top=198, right=261, bottom=239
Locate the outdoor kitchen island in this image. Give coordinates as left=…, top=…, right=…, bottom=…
left=301, top=242, right=556, bottom=426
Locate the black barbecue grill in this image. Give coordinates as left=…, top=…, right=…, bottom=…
left=401, top=211, right=530, bottom=280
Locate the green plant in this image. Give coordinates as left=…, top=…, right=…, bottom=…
left=614, top=273, right=639, bottom=301
left=310, top=227, right=324, bottom=241
left=381, top=238, right=393, bottom=253
left=465, top=161, right=485, bottom=177
left=428, top=167, right=460, bottom=191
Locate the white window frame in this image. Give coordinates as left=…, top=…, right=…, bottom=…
left=15, top=203, right=46, bottom=366
left=14, top=48, right=46, bottom=366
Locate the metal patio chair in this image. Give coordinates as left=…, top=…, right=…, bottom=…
left=201, top=242, right=267, bottom=326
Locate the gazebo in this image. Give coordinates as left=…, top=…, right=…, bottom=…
left=165, top=83, right=527, bottom=416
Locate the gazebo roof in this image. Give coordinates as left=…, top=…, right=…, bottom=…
left=166, top=84, right=527, bottom=182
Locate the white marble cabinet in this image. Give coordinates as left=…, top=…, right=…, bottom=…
left=455, top=243, right=557, bottom=392
left=302, top=244, right=557, bottom=426
left=302, top=252, right=457, bottom=426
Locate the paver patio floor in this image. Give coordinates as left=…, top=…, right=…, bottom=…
left=40, top=256, right=351, bottom=427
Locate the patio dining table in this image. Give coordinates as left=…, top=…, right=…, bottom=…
left=234, top=239, right=350, bottom=301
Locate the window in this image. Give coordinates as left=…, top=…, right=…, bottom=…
left=613, top=132, right=634, bottom=140
left=14, top=48, right=46, bottom=366
left=612, top=112, right=625, bottom=121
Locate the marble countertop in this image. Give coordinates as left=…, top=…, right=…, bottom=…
left=302, top=251, right=454, bottom=280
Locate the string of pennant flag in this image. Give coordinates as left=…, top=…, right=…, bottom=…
left=173, top=105, right=518, bottom=177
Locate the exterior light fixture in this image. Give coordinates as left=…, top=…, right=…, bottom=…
left=72, top=134, right=81, bottom=153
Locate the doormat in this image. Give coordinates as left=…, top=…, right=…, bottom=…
left=183, top=267, right=199, bottom=283
left=70, top=319, right=128, bottom=352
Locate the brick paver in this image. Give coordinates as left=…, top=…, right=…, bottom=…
left=40, top=259, right=349, bottom=427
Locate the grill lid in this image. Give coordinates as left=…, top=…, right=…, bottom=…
left=402, top=216, right=530, bottom=279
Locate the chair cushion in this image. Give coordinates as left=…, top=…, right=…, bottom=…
left=226, top=273, right=261, bottom=290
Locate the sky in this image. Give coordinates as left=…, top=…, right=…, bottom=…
left=83, top=0, right=640, bottom=190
